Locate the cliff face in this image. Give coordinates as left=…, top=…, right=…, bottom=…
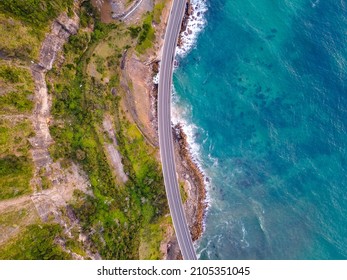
left=28, top=11, right=99, bottom=259
left=38, top=14, right=79, bottom=71
left=0, top=1, right=100, bottom=259
left=30, top=12, right=80, bottom=191
left=1, top=0, right=205, bottom=260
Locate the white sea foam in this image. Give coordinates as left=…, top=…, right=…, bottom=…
left=171, top=87, right=213, bottom=226
left=175, top=0, right=208, bottom=58
left=152, top=72, right=159, bottom=84
left=171, top=0, right=210, bottom=236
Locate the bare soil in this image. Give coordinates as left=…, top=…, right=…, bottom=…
left=124, top=53, right=158, bottom=143
left=102, top=115, right=128, bottom=183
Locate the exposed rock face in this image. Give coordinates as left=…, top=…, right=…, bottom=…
left=38, top=14, right=79, bottom=71
left=177, top=0, right=192, bottom=47
left=30, top=12, right=79, bottom=188
left=26, top=11, right=99, bottom=259
left=102, top=116, right=129, bottom=183
left=29, top=68, right=53, bottom=174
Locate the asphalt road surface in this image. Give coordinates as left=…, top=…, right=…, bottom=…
left=158, top=0, right=197, bottom=260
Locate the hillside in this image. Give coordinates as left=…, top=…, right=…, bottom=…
left=0, top=0, right=174, bottom=260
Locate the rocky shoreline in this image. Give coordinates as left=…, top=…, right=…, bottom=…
left=173, top=124, right=207, bottom=241
left=150, top=0, right=207, bottom=259
left=177, top=0, right=192, bottom=47
left=163, top=123, right=207, bottom=260
left=92, top=0, right=208, bottom=259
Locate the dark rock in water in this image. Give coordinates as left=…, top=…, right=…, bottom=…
left=271, top=28, right=278, bottom=33
left=255, top=85, right=262, bottom=94
left=265, top=34, right=276, bottom=40
left=255, top=86, right=262, bottom=96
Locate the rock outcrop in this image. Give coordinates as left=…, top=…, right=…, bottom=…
left=30, top=12, right=79, bottom=188
left=38, top=14, right=79, bottom=71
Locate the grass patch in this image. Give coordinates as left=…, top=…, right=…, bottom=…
left=0, top=13, right=41, bottom=60
left=153, top=1, right=165, bottom=24
left=0, top=119, right=34, bottom=156
left=0, top=119, right=34, bottom=200
left=47, top=7, right=169, bottom=259
left=0, top=208, right=28, bottom=226
left=0, top=0, right=73, bottom=30
left=138, top=215, right=171, bottom=259
left=0, top=63, right=34, bottom=113
left=0, top=224, right=71, bottom=260
left=0, top=64, right=30, bottom=84
left=0, top=91, right=33, bottom=113
left=0, top=0, right=73, bottom=60
left=0, top=202, right=39, bottom=243
left=179, top=181, right=188, bottom=203
left=86, top=26, right=128, bottom=83
left=0, top=155, right=33, bottom=200
left=135, top=13, right=155, bottom=54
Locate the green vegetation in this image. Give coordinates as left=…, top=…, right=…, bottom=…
left=139, top=216, right=171, bottom=259
left=0, top=0, right=169, bottom=259
left=78, top=1, right=95, bottom=29
left=179, top=181, right=188, bottom=203
left=0, top=119, right=34, bottom=156
left=0, top=13, right=40, bottom=60
left=0, top=208, right=28, bottom=226
left=0, top=156, right=33, bottom=200
left=0, top=0, right=73, bottom=60
left=0, top=64, right=28, bottom=83
left=95, top=55, right=106, bottom=74
left=0, top=0, right=73, bottom=29
left=0, top=63, right=34, bottom=113
left=134, top=13, right=155, bottom=54
left=0, top=202, right=39, bottom=245
left=153, top=1, right=165, bottom=24
left=0, top=91, right=33, bottom=113
left=0, top=119, right=34, bottom=200
left=47, top=4, right=169, bottom=259
left=0, top=224, right=71, bottom=260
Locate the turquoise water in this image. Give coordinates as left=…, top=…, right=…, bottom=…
left=173, top=0, right=347, bottom=259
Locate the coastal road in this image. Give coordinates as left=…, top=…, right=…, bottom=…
left=158, top=0, right=197, bottom=260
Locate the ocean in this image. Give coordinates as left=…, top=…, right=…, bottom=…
left=172, top=0, right=347, bottom=259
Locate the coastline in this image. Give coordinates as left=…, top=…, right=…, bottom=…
left=94, top=0, right=208, bottom=259
left=173, top=123, right=207, bottom=241
left=161, top=0, right=209, bottom=259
